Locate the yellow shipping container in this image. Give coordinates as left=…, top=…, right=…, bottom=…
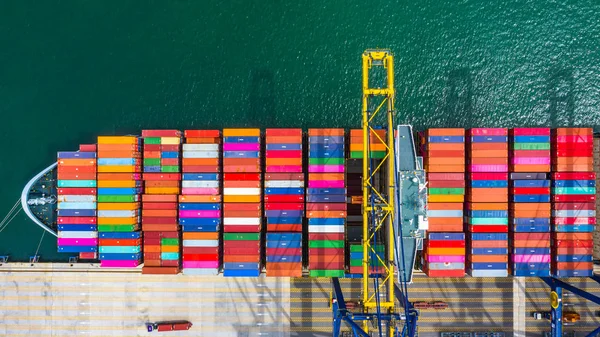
left=427, top=247, right=465, bottom=255
left=97, top=165, right=140, bottom=173
left=223, top=128, right=261, bottom=137
left=97, top=180, right=139, bottom=188
left=97, top=217, right=138, bottom=225
left=428, top=195, right=465, bottom=203
left=161, top=246, right=179, bottom=253
left=97, top=136, right=138, bottom=145
left=160, top=137, right=181, bottom=145
left=223, top=195, right=261, bottom=203
left=97, top=203, right=140, bottom=211
left=145, top=187, right=180, bottom=194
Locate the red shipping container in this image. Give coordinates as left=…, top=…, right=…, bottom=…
left=552, top=217, right=596, bottom=225
left=469, top=225, right=508, bottom=233
left=142, top=224, right=179, bottom=231
left=223, top=210, right=262, bottom=217
left=511, top=150, right=550, bottom=157
left=553, top=233, right=593, bottom=240
left=223, top=255, right=260, bottom=263
left=143, top=195, right=178, bottom=202
left=58, top=188, right=96, bottom=195
left=223, top=173, right=261, bottom=181
left=161, top=158, right=180, bottom=166
left=308, top=233, right=345, bottom=241
left=309, top=261, right=345, bottom=269
left=100, top=239, right=140, bottom=246
left=264, top=173, right=304, bottom=180
left=266, top=128, right=302, bottom=137
left=58, top=217, right=96, bottom=224
left=142, top=130, right=181, bottom=137
left=552, top=262, right=593, bottom=270
left=57, top=165, right=97, bottom=173
left=58, top=172, right=97, bottom=180
left=143, top=238, right=162, bottom=245
left=224, top=181, right=260, bottom=188
left=223, top=247, right=261, bottom=255
left=264, top=195, right=305, bottom=203
left=265, top=150, right=302, bottom=158
left=266, top=224, right=303, bottom=231
left=309, top=248, right=344, bottom=256
left=143, top=202, right=178, bottom=210
left=79, top=144, right=97, bottom=152
left=185, top=130, right=220, bottom=138
left=182, top=165, right=220, bottom=173
left=426, top=240, right=465, bottom=248
left=142, top=217, right=178, bottom=225
left=305, top=203, right=347, bottom=211
left=264, top=203, right=304, bottom=211
left=427, top=173, right=465, bottom=181
left=161, top=260, right=180, bottom=267
left=143, top=144, right=161, bottom=151
left=552, top=195, right=595, bottom=202
left=223, top=225, right=261, bottom=232
left=266, top=248, right=302, bottom=256
left=144, top=260, right=161, bottom=267
left=144, top=252, right=161, bottom=260
left=183, top=254, right=219, bottom=261
left=423, top=269, right=465, bottom=278
left=223, top=203, right=261, bottom=211
left=511, top=187, right=550, bottom=195
left=142, top=173, right=181, bottom=181
left=223, top=240, right=261, bottom=248
left=552, top=202, right=595, bottom=210
left=555, top=149, right=593, bottom=157
left=554, top=240, right=593, bottom=248
left=554, top=135, right=593, bottom=143
left=551, top=172, right=596, bottom=180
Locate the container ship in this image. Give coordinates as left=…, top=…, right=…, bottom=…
left=21, top=126, right=599, bottom=279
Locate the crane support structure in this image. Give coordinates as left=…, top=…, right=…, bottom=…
left=540, top=276, right=600, bottom=337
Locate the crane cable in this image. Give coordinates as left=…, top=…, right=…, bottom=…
left=34, top=230, right=46, bottom=258
left=0, top=198, right=22, bottom=234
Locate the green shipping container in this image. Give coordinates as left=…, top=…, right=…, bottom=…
left=223, top=233, right=260, bottom=241
left=552, top=187, right=596, bottom=195
left=309, top=240, right=344, bottom=249
left=144, top=158, right=161, bottom=166
left=512, top=143, right=550, bottom=150
left=98, top=225, right=138, bottom=232
left=161, top=238, right=180, bottom=246
left=349, top=259, right=384, bottom=267
left=349, top=151, right=386, bottom=159
left=469, top=217, right=508, bottom=225
left=97, top=195, right=138, bottom=202
left=428, top=188, right=465, bottom=195
left=309, top=157, right=345, bottom=165
left=350, top=245, right=384, bottom=253
left=161, top=165, right=180, bottom=172
left=309, top=270, right=345, bottom=277
left=144, top=137, right=161, bottom=144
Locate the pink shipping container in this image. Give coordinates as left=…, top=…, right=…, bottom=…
left=511, top=157, right=551, bottom=165
left=512, top=255, right=551, bottom=263
left=223, top=143, right=260, bottom=151
left=100, top=260, right=140, bottom=268
left=181, top=187, right=220, bottom=195
left=57, top=238, right=98, bottom=246
left=266, top=165, right=303, bottom=173
left=469, top=128, right=508, bottom=136
left=178, top=210, right=221, bottom=218
left=308, top=180, right=345, bottom=188
left=469, top=164, right=508, bottom=172
left=427, top=255, right=466, bottom=263
left=308, top=165, right=345, bottom=173
left=183, top=261, right=220, bottom=268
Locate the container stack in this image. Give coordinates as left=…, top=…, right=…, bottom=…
left=264, top=128, right=304, bottom=277
left=346, top=129, right=387, bottom=277
left=180, top=130, right=222, bottom=276
left=307, top=128, right=346, bottom=278
left=96, top=136, right=142, bottom=268
left=466, top=128, right=509, bottom=277
left=141, top=130, right=182, bottom=275
left=57, top=144, right=98, bottom=258
left=551, top=127, right=595, bottom=277
left=509, top=128, right=551, bottom=277
left=222, top=128, right=262, bottom=277
left=595, top=137, right=600, bottom=261
left=422, top=128, right=466, bottom=277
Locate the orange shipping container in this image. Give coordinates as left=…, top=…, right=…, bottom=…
left=143, top=195, right=178, bottom=202
left=223, top=210, right=262, bottom=217
left=266, top=262, right=303, bottom=271
left=143, top=260, right=162, bottom=267
left=427, top=247, right=465, bottom=255
left=470, top=240, right=507, bottom=248
left=552, top=164, right=593, bottom=172
left=511, top=203, right=550, bottom=211
left=143, top=151, right=161, bottom=159
left=427, top=143, right=464, bottom=151
left=58, top=172, right=97, bottom=180
left=511, top=164, right=550, bottom=172
left=470, top=143, right=508, bottom=150
left=145, top=181, right=180, bottom=188
left=553, top=262, right=593, bottom=270
left=467, top=194, right=508, bottom=203
left=58, top=159, right=96, bottom=166
left=142, top=210, right=178, bottom=217
left=145, top=245, right=161, bottom=253
left=470, top=150, right=508, bottom=158
left=427, top=224, right=464, bottom=232
left=308, top=210, right=347, bottom=218
left=427, top=203, right=464, bottom=210
left=309, top=173, right=344, bottom=181
left=183, top=232, right=219, bottom=240
left=511, top=240, right=549, bottom=248
left=469, top=188, right=508, bottom=195
left=554, top=157, right=593, bottom=165
left=468, top=255, right=508, bottom=263
left=426, top=157, right=465, bottom=165
left=142, top=224, right=179, bottom=231
left=185, top=137, right=221, bottom=144
left=145, top=187, right=180, bottom=195
left=511, top=210, right=551, bottom=218
left=161, top=246, right=179, bottom=253
left=468, top=203, right=508, bottom=210
left=266, top=158, right=302, bottom=166
left=97, top=173, right=140, bottom=181
left=427, top=128, right=465, bottom=136
left=425, top=165, right=465, bottom=173
left=223, top=158, right=261, bottom=166
left=555, top=128, right=592, bottom=136
left=97, top=150, right=141, bottom=158
left=553, top=233, right=592, bottom=240
left=182, top=158, right=219, bottom=166
left=266, top=269, right=303, bottom=277
left=179, top=195, right=221, bottom=203
left=308, top=128, right=344, bottom=136
left=427, top=150, right=465, bottom=157
left=428, top=217, right=463, bottom=226
left=266, top=136, right=302, bottom=144
left=224, top=195, right=261, bottom=203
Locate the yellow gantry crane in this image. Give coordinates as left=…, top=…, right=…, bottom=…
left=331, top=49, right=407, bottom=337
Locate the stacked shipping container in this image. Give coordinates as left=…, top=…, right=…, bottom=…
left=551, top=128, right=595, bottom=277
left=466, top=128, right=509, bottom=277
left=264, top=129, right=304, bottom=277
left=595, top=137, right=600, bottom=261
left=56, top=145, right=98, bottom=258
left=509, top=128, right=551, bottom=276
left=141, top=130, right=182, bottom=275
left=180, top=130, right=222, bottom=275
left=222, top=129, right=262, bottom=277
left=346, top=129, right=387, bottom=276
left=96, top=136, right=142, bottom=268
left=307, top=129, right=346, bottom=278
left=422, top=128, right=466, bottom=277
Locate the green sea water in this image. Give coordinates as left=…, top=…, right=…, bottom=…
left=1, top=1, right=599, bottom=261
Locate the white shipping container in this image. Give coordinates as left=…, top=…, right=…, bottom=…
left=183, top=151, right=219, bottom=158
left=182, top=240, right=219, bottom=247
left=182, top=180, right=220, bottom=188
left=57, top=195, right=96, bottom=202
left=223, top=188, right=261, bottom=195
left=223, top=217, right=261, bottom=225
left=97, top=210, right=137, bottom=217
left=308, top=225, right=344, bottom=233
left=58, top=231, right=98, bottom=238
left=183, top=144, right=219, bottom=151
left=264, top=180, right=304, bottom=188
